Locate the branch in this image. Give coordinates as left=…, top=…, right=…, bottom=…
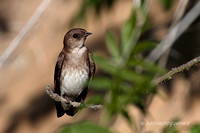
left=153, top=56, right=200, bottom=85
left=46, top=85, right=103, bottom=110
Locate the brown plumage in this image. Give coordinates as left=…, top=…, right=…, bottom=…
left=54, top=28, right=95, bottom=117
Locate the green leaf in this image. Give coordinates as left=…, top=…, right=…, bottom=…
left=72, top=0, right=115, bottom=24
left=141, top=16, right=151, bottom=34
left=121, top=10, right=136, bottom=50
left=94, top=55, right=118, bottom=75
left=128, top=59, right=166, bottom=74
left=132, top=41, right=157, bottom=55
left=190, top=124, right=200, bottom=133
left=119, top=83, right=133, bottom=93
left=120, top=68, right=148, bottom=83
left=159, top=0, right=174, bottom=10
left=90, top=76, right=112, bottom=90
left=58, top=122, right=111, bottom=133
left=106, top=31, right=120, bottom=58
left=163, top=119, right=179, bottom=133
left=163, top=127, right=178, bottom=133
left=86, top=94, right=104, bottom=105
left=121, top=109, right=132, bottom=124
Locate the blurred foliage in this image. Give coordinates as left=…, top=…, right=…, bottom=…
left=159, top=0, right=174, bottom=10
left=72, top=0, right=174, bottom=24
left=163, top=126, right=178, bottom=133
left=88, top=2, right=166, bottom=120
left=190, top=124, right=200, bottom=133
left=163, top=119, right=179, bottom=133
left=71, top=0, right=115, bottom=24
left=162, top=120, right=200, bottom=133
left=57, top=122, right=112, bottom=133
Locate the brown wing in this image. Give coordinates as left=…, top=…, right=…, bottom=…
left=88, top=49, right=96, bottom=79
left=54, top=51, right=65, bottom=117
left=54, top=51, right=65, bottom=94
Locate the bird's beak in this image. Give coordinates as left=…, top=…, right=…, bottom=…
left=85, top=32, right=92, bottom=37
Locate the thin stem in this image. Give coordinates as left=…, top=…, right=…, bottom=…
left=153, top=56, right=200, bottom=85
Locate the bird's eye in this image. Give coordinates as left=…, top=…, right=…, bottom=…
left=73, top=34, right=78, bottom=38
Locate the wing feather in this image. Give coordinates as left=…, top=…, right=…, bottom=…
left=54, top=51, right=65, bottom=117
left=88, top=49, right=96, bottom=80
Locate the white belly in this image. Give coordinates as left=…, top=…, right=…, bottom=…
left=61, top=68, right=89, bottom=96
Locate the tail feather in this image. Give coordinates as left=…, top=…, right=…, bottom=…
left=55, top=101, right=79, bottom=117
left=55, top=102, right=65, bottom=118
left=55, top=87, right=89, bottom=117
left=65, top=106, right=78, bottom=116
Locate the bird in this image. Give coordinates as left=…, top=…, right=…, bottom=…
left=54, top=28, right=95, bottom=117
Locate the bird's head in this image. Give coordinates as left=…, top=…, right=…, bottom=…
left=63, top=28, right=92, bottom=50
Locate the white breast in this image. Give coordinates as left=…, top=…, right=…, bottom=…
left=61, top=68, right=89, bottom=96
left=60, top=46, right=89, bottom=97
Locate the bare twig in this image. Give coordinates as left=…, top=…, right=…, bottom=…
left=0, top=0, right=52, bottom=68
left=46, top=85, right=71, bottom=104
left=46, top=85, right=103, bottom=110
left=153, top=56, right=200, bottom=85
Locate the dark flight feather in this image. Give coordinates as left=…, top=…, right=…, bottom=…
left=54, top=51, right=65, bottom=117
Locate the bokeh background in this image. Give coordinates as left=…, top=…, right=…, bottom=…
left=0, top=0, right=200, bottom=133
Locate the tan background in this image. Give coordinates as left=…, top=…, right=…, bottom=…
left=0, top=0, right=200, bottom=133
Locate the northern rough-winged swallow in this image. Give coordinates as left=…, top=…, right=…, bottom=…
left=54, top=28, right=95, bottom=117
